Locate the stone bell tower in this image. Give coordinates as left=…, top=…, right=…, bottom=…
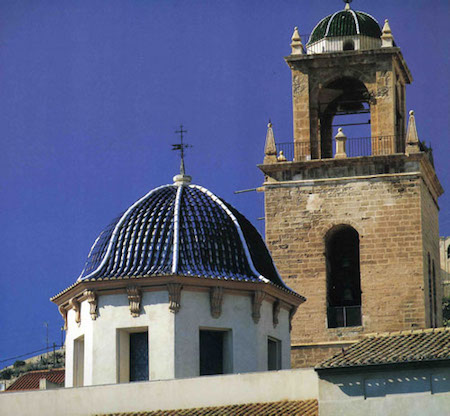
left=259, top=1, right=444, bottom=367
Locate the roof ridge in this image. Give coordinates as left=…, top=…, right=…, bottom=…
left=364, top=327, right=450, bottom=338
left=21, top=368, right=65, bottom=374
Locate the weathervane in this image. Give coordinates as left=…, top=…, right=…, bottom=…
left=172, top=124, right=192, bottom=176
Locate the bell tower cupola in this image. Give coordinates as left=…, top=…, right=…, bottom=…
left=286, top=0, right=411, bottom=161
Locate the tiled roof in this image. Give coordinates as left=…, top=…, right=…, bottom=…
left=77, top=183, right=289, bottom=290
left=317, top=327, right=450, bottom=370
left=6, top=368, right=65, bottom=391
left=96, top=399, right=318, bottom=416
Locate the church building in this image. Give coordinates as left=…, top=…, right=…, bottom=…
left=1, top=1, right=448, bottom=415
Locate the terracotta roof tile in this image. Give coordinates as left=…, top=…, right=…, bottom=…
left=6, top=368, right=65, bottom=391
left=317, top=327, right=450, bottom=369
left=96, top=399, right=318, bottom=416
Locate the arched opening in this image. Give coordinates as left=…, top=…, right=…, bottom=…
left=343, top=40, right=355, bottom=51
left=325, top=225, right=362, bottom=328
left=318, top=77, right=371, bottom=158
left=447, top=245, right=450, bottom=259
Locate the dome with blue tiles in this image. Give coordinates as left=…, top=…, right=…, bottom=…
left=78, top=177, right=286, bottom=288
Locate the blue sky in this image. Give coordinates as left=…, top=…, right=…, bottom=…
left=0, top=0, right=449, bottom=367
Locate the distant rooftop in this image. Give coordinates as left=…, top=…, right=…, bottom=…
left=6, top=368, right=64, bottom=392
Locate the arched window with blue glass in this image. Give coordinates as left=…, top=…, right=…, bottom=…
left=325, top=225, right=362, bottom=328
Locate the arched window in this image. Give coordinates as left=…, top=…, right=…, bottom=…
left=447, top=245, right=450, bottom=259
left=343, top=40, right=355, bottom=51
left=326, top=225, right=362, bottom=328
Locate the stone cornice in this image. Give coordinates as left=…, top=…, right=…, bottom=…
left=51, top=275, right=305, bottom=314
left=284, top=47, right=412, bottom=84
left=259, top=153, right=444, bottom=205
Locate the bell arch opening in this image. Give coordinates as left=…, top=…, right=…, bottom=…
left=318, top=77, right=371, bottom=158
left=325, top=225, right=362, bottom=328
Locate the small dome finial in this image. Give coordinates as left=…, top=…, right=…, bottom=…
left=344, top=0, right=352, bottom=10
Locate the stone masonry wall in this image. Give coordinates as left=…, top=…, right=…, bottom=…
left=421, top=180, right=443, bottom=327
left=265, top=175, right=427, bottom=366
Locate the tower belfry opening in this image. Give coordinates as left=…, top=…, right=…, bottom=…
left=319, top=77, right=371, bottom=158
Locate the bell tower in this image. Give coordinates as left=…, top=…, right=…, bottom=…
left=260, top=2, right=444, bottom=367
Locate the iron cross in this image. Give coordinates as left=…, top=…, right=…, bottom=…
left=172, top=124, right=192, bottom=175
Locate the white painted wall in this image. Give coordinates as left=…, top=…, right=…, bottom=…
left=174, top=291, right=291, bottom=378
left=0, top=368, right=318, bottom=416
left=318, top=367, right=450, bottom=416
left=306, top=35, right=381, bottom=54
left=64, top=288, right=292, bottom=386
left=65, top=291, right=174, bottom=387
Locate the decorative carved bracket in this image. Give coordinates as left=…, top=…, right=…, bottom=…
left=59, top=305, right=68, bottom=330
left=289, top=306, right=298, bottom=332
left=167, top=283, right=182, bottom=313
left=210, top=287, right=224, bottom=319
left=273, top=299, right=281, bottom=327
left=69, top=298, right=81, bottom=326
left=126, top=285, right=142, bottom=317
left=252, top=290, right=266, bottom=324
left=84, top=290, right=98, bottom=320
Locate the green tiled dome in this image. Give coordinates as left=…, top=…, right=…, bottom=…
left=308, top=9, right=381, bottom=44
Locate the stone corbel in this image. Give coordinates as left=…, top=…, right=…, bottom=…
left=69, top=298, right=81, bottom=326
left=58, top=305, right=68, bottom=330
left=127, top=285, right=142, bottom=317
left=210, top=287, right=224, bottom=319
left=84, top=290, right=98, bottom=320
left=167, top=283, right=182, bottom=313
left=289, top=306, right=299, bottom=332
left=252, top=290, right=266, bottom=324
left=272, top=299, right=281, bottom=327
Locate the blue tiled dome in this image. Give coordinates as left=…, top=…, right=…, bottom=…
left=78, top=182, right=286, bottom=287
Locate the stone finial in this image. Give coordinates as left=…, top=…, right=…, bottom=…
left=210, top=286, right=224, bottom=319
left=381, top=19, right=394, bottom=47
left=344, top=0, right=352, bottom=11
left=405, top=110, right=420, bottom=154
left=334, top=128, right=348, bottom=159
left=264, top=121, right=278, bottom=164
left=69, top=298, right=81, bottom=326
left=167, top=283, right=182, bottom=313
left=127, top=285, right=142, bottom=317
left=252, top=290, right=266, bottom=324
left=84, top=290, right=98, bottom=320
left=277, top=150, right=287, bottom=162
left=290, top=27, right=304, bottom=55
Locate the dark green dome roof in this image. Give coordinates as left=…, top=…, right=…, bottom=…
left=308, top=9, right=381, bottom=44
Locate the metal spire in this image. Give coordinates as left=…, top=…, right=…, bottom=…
left=172, top=124, right=192, bottom=184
